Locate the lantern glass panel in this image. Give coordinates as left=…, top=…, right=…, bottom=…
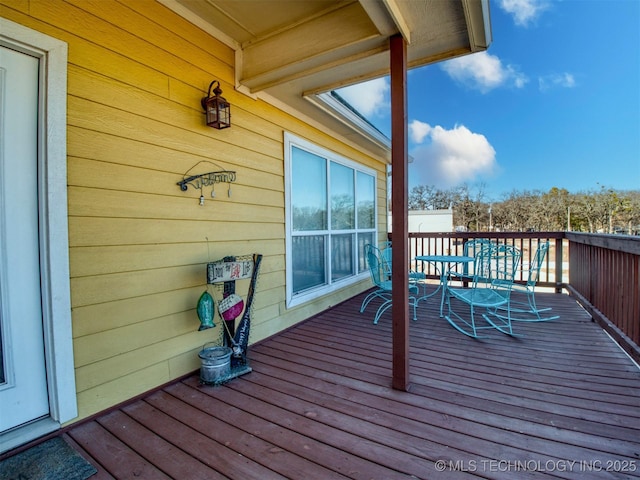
left=218, top=103, right=230, bottom=127
left=206, top=100, right=218, bottom=126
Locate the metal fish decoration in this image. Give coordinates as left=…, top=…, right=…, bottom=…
left=197, top=291, right=215, bottom=330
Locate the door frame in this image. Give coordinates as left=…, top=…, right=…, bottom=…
left=0, top=18, right=76, bottom=451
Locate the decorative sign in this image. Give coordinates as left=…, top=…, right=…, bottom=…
left=207, top=259, right=254, bottom=284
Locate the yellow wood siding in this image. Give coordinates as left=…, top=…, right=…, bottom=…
left=0, top=0, right=387, bottom=422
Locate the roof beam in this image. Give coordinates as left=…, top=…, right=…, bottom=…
left=381, top=0, right=411, bottom=43
left=246, top=42, right=388, bottom=93
left=240, top=2, right=381, bottom=91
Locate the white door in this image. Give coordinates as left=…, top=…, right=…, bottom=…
left=0, top=46, right=50, bottom=432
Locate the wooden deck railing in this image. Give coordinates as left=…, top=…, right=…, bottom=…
left=564, top=232, right=640, bottom=363
left=390, top=231, right=640, bottom=363
left=401, top=231, right=566, bottom=291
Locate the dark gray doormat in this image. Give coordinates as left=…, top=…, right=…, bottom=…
left=0, top=436, right=97, bottom=480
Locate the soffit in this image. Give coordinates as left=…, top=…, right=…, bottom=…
left=164, top=0, right=491, bottom=160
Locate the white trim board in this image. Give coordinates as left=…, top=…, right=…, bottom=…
left=0, top=18, right=76, bottom=452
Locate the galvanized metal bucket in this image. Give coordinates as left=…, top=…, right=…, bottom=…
left=198, top=344, right=232, bottom=384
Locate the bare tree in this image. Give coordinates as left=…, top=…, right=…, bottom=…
left=617, top=191, right=640, bottom=234
left=408, top=185, right=436, bottom=210
left=537, top=187, right=570, bottom=231
left=407, top=184, right=639, bottom=234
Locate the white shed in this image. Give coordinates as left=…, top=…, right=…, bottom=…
left=388, top=208, right=453, bottom=233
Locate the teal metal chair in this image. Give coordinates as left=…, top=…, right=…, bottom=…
left=363, top=244, right=418, bottom=325
left=360, top=242, right=394, bottom=313
left=447, top=238, right=492, bottom=285
left=380, top=243, right=429, bottom=296
left=495, top=241, right=559, bottom=322
left=361, top=242, right=425, bottom=313
left=444, top=243, right=522, bottom=338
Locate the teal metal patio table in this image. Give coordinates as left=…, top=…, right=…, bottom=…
left=415, top=254, right=474, bottom=317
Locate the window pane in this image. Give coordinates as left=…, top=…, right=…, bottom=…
left=292, top=235, right=325, bottom=293
left=358, top=232, right=375, bottom=273
left=331, top=234, right=354, bottom=281
left=357, top=172, right=375, bottom=229
left=292, top=147, right=326, bottom=231
left=330, top=162, right=354, bottom=230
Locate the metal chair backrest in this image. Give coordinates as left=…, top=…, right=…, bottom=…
left=471, top=243, right=494, bottom=285
left=365, top=244, right=386, bottom=288
left=488, top=244, right=521, bottom=290
left=470, top=243, right=521, bottom=288
left=465, top=238, right=491, bottom=256
left=380, top=245, right=393, bottom=279
left=462, top=238, right=492, bottom=278
left=526, top=241, right=549, bottom=287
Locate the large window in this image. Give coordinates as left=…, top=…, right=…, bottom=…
left=285, top=133, right=377, bottom=307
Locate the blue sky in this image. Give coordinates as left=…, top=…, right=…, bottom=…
left=336, top=0, right=640, bottom=201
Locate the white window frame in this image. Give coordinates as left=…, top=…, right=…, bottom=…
left=284, top=132, right=377, bottom=308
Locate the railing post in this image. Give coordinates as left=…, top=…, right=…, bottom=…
left=555, top=237, right=563, bottom=293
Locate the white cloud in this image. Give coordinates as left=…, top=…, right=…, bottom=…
left=441, top=51, right=528, bottom=93
left=498, top=0, right=550, bottom=27
left=408, top=122, right=497, bottom=188
left=409, top=120, right=432, bottom=143
left=335, top=77, right=389, bottom=117
left=538, top=72, right=577, bottom=91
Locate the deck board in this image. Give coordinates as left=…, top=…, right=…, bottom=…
left=98, top=408, right=228, bottom=480
left=13, top=290, right=640, bottom=479
left=68, top=420, right=172, bottom=479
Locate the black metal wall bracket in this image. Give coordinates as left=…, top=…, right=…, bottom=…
left=177, top=161, right=236, bottom=205
left=177, top=170, right=236, bottom=191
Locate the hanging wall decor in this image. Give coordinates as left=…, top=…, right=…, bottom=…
left=177, top=160, right=236, bottom=205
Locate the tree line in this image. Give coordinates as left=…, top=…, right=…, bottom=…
left=407, top=184, right=640, bottom=234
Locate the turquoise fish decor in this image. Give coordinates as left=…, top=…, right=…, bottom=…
left=197, top=291, right=215, bottom=330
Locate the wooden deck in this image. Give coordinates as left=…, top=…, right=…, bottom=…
left=30, top=290, right=640, bottom=478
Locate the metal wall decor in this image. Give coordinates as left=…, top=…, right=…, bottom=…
left=177, top=160, right=236, bottom=205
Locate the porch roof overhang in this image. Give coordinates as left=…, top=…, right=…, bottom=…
left=159, top=0, right=492, bottom=161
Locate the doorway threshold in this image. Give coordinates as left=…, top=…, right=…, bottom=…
left=0, top=417, right=59, bottom=455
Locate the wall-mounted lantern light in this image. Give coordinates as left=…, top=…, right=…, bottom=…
left=201, top=80, right=231, bottom=129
